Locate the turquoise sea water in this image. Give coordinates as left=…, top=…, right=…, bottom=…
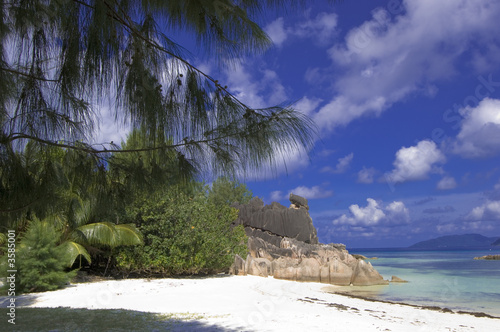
left=335, top=248, right=500, bottom=316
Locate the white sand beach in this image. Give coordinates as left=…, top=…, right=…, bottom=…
left=16, top=275, right=500, bottom=331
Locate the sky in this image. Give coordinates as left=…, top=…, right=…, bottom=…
left=100, top=0, right=500, bottom=248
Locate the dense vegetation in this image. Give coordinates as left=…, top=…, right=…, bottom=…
left=16, top=220, right=77, bottom=293
left=0, top=1, right=316, bottom=293
left=116, top=181, right=250, bottom=276
left=0, top=134, right=253, bottom=292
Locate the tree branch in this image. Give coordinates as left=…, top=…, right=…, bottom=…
left=6, top=120, right=264, bottom=154
left=0, top=65, right=60, bottom=82
left=101, top=0, right=252, bottom=111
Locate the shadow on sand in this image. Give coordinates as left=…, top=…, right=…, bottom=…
left=0, top=293, right=40, bottom=307
left=1, top=275, right=246, bottom=331
left=0, top=306, right=247, bottom=332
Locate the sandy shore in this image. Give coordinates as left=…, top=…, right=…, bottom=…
left=9, top=275, right=500, bottom=331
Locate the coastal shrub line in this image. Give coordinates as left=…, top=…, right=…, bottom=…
left=116, top=183, right=248, bottom=276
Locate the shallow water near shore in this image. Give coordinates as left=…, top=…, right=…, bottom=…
left=328, top=248, right=500, bottom=317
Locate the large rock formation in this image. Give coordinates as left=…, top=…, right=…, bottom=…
left=230, top=195, right=388, bottom=286
left=234, top=195, right=318, bottom=244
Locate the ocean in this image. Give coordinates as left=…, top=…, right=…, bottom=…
left=331, top=248, right=500, bottom=317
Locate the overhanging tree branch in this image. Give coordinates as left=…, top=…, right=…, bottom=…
left=0, top=65, right=60, bottom=83
left=1, top=0, right=316, bottom=173
left=100, top=0, right=250, bottom=111
left=5, top=112, right=281, bottom=154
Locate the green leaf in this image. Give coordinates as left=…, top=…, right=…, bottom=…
left=76, top=222, right=143, bottom=248
left=58, top=241, right=92, bottom=267
left=114, top=224, right=144, bottom=246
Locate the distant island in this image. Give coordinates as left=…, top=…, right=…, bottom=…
left=409, top=234, right=500, bottom=249
left=474, top=255, right=500, bottom=260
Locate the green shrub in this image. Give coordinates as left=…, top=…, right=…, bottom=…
left=116, top=189, right=247, bottom=275
left=207, top=177, right=253, bottom=206
left=12, top=220, right=76, bottom=293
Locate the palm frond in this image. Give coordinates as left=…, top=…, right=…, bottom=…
left=58, top=240, right=92, bottom=267
left=0, top=232, right=6, bottom=246
left=76, top=221, right=143, bottom=248
left=114, top=224, right=144, bottom=246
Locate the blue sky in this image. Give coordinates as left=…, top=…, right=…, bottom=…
left=101, top=0, right=500, bottom=248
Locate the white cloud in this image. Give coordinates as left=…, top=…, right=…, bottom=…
left=386, top=140, right=446, bottom=183
left=386, top=201, right=411, bottom=223
left=293, top=96, right=323, bottom=117
left=314, top=95, right=386, bottom=131
left=93, top=106, right=130, bottom=145
left=321, top=153, right=353, bottom=174
left=225, top=64, right=288, bottom=108
left=357, top=167, right=377, bottom=184
left=265, top=17, right=288, bottom=46
left=270, top=190, right=285, bottom=202
left=313, top=0, right=500, bottom=131
left=437, top=176, right=457, bottom=190
left=304, top=67, right=324, bottom=85
left=271, top=185, right=334, bottom=201
left=264, top=12, right=338, bottom=48
left=294, top=12, right=338, bottom=45
left=467, top=200, right=500, bottom=221
left=291, top=185, right=334, bottom=199
left=452, top=98, right=500, bottom=158
left=333, top=198, right=410, bottom=227
left=317, top=149, right=336, bottom=158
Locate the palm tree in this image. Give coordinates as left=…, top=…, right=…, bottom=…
left=1, top=142, right=143, bottom=270
left=57, top=202, right=143, bottom=273
left=55, top=198, right=143, bottom=269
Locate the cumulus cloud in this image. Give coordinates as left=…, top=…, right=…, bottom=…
left=452, top=98, right=500, bottom=158
left=437, top=176, right=457, bottom=190
left=321, top=153, right=353, bottom=174
left=357, top=167, right=377, bottom=184
left=271, top=185, right=334, bottom=201
left=386, top=140, right=446, bottom=183
left=264, top=12, right=338, bottom=47
left=312, top=0, right=500, bottom=131
left=333, top=198, right=410, bottom=227
left=467, top=200, right=500, bottom=221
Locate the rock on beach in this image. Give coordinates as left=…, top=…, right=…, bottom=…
left=230, top=194, right=388, bottom=286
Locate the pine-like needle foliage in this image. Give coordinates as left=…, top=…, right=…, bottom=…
left=0, top=1, right=317, bottom=223
left=14, top=219, right=77, bottom=293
